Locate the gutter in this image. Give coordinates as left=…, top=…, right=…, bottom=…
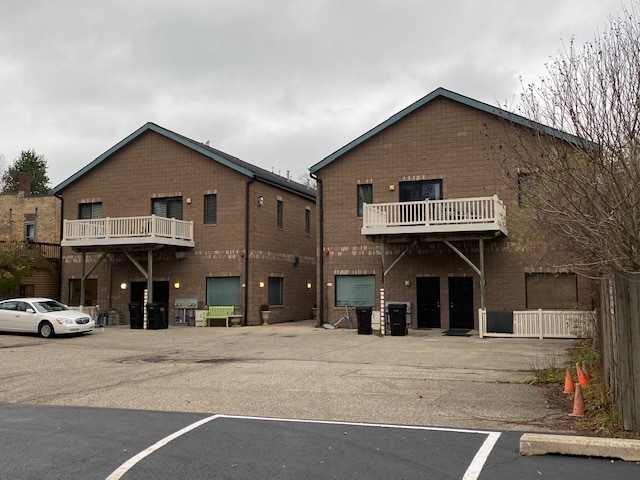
left=53, top=192, right=64, bottom=302
left=244, top=177, right=256, bottom=326
left=310, top=172, right=323, bottom=327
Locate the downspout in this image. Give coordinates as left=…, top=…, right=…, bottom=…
left=244, top=177, right=256, bottom=326
left=310, top=172, right=323, bottom=327
left=54, top=193, right=64, bottom=302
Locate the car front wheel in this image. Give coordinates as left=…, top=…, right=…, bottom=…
left=38, top=321, right=55, bottom=338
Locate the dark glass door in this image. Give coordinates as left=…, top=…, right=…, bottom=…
left=399, top=180, right=443, bottom=202
left=448, top=277, right=474, bottom=329
left=131, top=281, right=170, bottom=304
left=416, top=277, right=441, bottom=328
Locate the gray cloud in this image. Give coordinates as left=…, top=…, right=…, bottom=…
left=0, top=0, right=629, bottom=186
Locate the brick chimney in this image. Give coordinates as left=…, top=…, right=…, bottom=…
left=17, top=172, right=32, bottom=196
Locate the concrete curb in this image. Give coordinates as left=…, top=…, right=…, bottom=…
left=520, top=433, right=640, bottom=462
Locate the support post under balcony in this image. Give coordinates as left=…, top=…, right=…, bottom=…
left=383, top=240, right=418, bottom=277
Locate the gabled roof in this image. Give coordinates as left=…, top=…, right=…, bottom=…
left=53, top=122, right=316, bottom=200
left=309, top=87, right=585, bottom=173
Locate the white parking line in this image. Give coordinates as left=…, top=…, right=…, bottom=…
left=105, top=414, right=221, bottom=480
left=106, top=414, right=501, bottom=480
left=463, top=431, right=501, bottom=480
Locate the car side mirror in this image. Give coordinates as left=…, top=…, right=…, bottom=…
left=26, top=308, right=35, bottom=313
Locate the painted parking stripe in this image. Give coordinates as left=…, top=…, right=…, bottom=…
left=463, top=431, right=501, bottom=480
left=106, top=414, right=501, bottom=480
left=105, top=414, right=221, bottom=480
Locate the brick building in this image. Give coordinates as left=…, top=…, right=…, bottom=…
left=310, top=88, right=594, bottom=331
left=0, top=174, right=61, bottom=299
left=53, top=123, right=316, bottom=326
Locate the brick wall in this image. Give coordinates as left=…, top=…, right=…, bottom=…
left=0, top=193, right=60, bottom=243
left=59, top=131, right=316, bottom=325
left=316, top=97, right=594, bottom=329
left=0, top=193, right=61, bottom=299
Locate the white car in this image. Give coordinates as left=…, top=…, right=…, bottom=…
left=0, top=298, right=95, bottom=338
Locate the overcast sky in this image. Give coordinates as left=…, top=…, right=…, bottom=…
left=0, top=0, right=631, bottom=188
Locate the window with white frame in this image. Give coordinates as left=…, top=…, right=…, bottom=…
left=24, top=220, right=35, bottom=241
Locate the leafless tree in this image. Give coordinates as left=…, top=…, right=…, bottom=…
left=499, top=4, right=640, bottom=278
left=297, top=173, right=317, bottom=191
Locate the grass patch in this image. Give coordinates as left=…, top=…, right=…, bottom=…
left=534, top=338, right=640, bottom=439
left=526, top=366, right=565, bottom=385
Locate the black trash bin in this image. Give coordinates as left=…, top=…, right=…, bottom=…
left=388, top=303, right=407, bottom=336
left=356, top=307, right=373, bottom=335
left=128, top=302, right=143, bottom=329
left=146, top=303, right=169, bottom=330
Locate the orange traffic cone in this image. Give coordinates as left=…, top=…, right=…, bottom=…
left=569, top=384, right=585, bottom=417
left=563, top=368, right=575, bottom=394
left=576, top=362, right=589, bottom=387
left=581, top=361, right=590, bottom=382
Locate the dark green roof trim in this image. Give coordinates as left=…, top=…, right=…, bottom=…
left=309, top=87, right=587, bottom=173
left=53, top=122, right=315, bottom=200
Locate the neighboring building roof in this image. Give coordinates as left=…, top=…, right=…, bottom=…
left=309, top=87, right=585, bottom=173
left=53, top=122, right=316, bottom=201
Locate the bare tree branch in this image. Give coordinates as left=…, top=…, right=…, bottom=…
left=496, top=5, right=640, bottom=277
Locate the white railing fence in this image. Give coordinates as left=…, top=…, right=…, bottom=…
left=63, top=215, right=194, bottom=241
left=362, top=195, right=505, bottom=228
left=478, top=308, right=595, bottom=339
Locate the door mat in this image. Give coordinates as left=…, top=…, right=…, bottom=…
left=442, top=329, right=472, bottom=336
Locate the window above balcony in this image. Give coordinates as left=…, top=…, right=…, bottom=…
left=152, top=196, right=183, bottom=220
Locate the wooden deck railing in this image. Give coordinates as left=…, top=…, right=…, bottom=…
left=0, top=241, right=60, bottom=259
left=62, top=215, right=194, bottom=247
left=362, top=195, right=507, bottom=235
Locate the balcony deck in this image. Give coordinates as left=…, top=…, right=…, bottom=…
left=361, top=195, right=508, bottom=237
left=61, top=215, right=195, bottom=249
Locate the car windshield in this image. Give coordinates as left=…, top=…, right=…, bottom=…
left=33, top=300, right=69, bottom=313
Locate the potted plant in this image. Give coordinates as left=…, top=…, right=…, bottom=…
left=260, top=303, right=271, bottom=325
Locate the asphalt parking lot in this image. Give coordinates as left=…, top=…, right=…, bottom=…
left=0, top=321, right=576, bottom=432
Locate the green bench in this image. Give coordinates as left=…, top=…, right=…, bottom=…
left=204, top=306, right=235, bottom=327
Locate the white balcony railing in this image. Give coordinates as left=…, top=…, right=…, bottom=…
left=479, top=308, right=595, bottom=339
left=62, top=215, right=195, bottom=248
left=361, top=195, right=507, bottom=236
